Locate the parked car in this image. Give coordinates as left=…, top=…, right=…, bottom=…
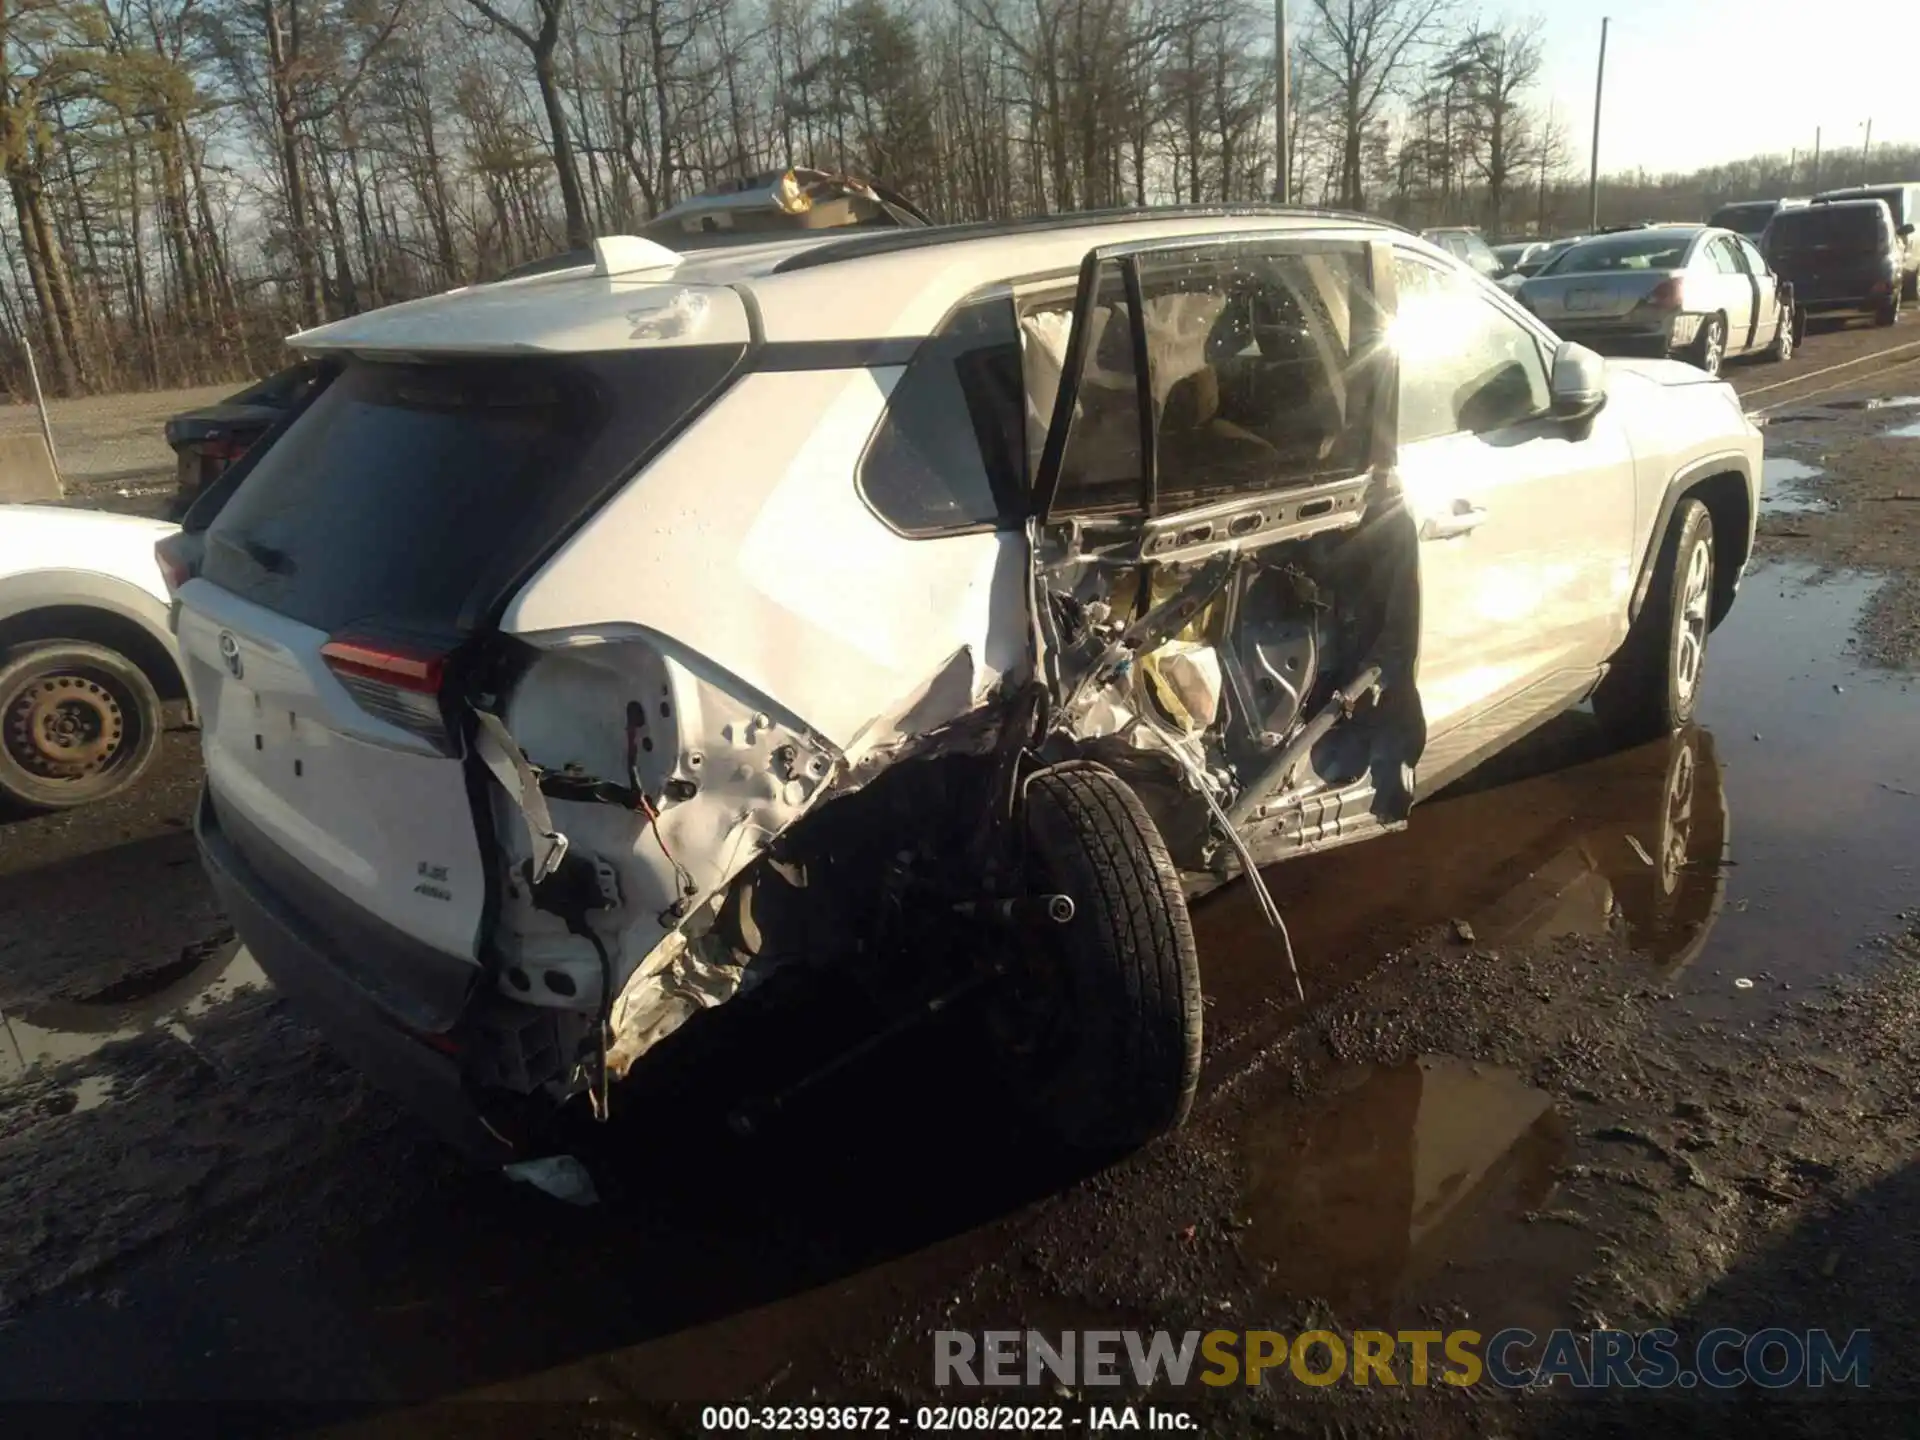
left=1421, top=226, right=1504, bottom=278
left=167, top=208, right=1762, bottom=1163
left=1707, top=197, right=1809, bottom=242
left=1762, top=199, right=1907, bottom=327
left=165, top=361, right=324, bottom=519
left=1492, top=240, right=1545, bottom=273
left=1517, top=224, right=1796, bottom=374
left=1493, top=236, right=1586, bottom=293
left=0, top=505, right=183, bottom=809
left=1810, top=182, right=1920, bottom=301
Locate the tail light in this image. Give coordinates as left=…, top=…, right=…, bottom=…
left=201, top=434, right=252, bottom=464
left=321, top=636, right=453, bottom=751
left=155, top=532, right=195, bottom=598
left=1640, top=277, right=1686, bottom=311
left=1869, top=277, right=1891, bottom=296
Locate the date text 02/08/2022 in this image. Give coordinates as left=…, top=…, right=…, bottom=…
left=698, top=1404, right=1194, bottom=1431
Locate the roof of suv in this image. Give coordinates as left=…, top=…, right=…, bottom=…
left=287, top=206, right=1413, bottom=356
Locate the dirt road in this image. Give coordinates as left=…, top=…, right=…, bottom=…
left=2, top=321, right=1918, bottom=1436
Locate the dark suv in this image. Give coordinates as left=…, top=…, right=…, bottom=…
left=1762, top=199, right=1906, bottom=326
left=1811, top=183, right=1920, bottom=300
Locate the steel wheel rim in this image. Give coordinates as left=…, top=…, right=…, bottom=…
left=1674, top=538, right=1712, bottom=704
left=3, top=669, right=131, bottom=783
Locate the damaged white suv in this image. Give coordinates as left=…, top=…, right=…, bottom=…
left=169, top=209, right=1761, bottom=1160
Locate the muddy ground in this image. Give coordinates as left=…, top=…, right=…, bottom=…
left=1, top=324, right=1919, bottom=1437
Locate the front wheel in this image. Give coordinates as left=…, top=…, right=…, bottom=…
left=1767, top=303, right=1796, bottom=361
left=1594, top=500, right=1716, bottom=746
left=0, top=640, right=163, bottom=809
left=988, top=760, right=1203, bottom=1151
left=1687, top=314, right=1727, bottom=376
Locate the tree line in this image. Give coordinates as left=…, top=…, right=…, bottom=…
left=0, top=0, right=1913, bottom=399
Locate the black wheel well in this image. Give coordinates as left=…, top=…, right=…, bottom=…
left=0, top=606, right=186, bottom=701
left=1681, top=470, right=1752, bottom=627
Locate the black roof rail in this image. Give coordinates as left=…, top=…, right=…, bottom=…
left=770, top=203, right=1406, bottom=274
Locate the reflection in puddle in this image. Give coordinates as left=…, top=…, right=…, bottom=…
left=0, top=944, right=264, bottom=1095
left=1196, top=723, right=1730, bottom=1047
left=1762, top=454, right=1834, bottom=514
left=1890, top=418, right=1920, bottom=439
left=1240, top=1057, right=1567, bottom=1319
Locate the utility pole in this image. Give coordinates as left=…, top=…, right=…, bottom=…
left=1274, top=0, right=1291, bottom=203
left=1588, top=17, right=1608, bottom=231
left=1812, top=127, right=1821, bottom=190
left=1862, top=118, right=1873, bottom=182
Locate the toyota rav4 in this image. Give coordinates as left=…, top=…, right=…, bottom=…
left=166, top=208, right=1762, bottom=1161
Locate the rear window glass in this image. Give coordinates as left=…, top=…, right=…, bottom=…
left=1771, top=206, right=1888, bottom=246
left=202, top=348, right=742, bottom=634
left=1538, top=232, right=1694, bottom=274
left=1709, top=204, right=1774, bottom=232
left=1841, top=189, right=1911, bottom=224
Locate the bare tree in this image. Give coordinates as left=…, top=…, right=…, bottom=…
left=1296, top=0, right=1450, bottom=209
left=458, top=0, right=589, bottom=248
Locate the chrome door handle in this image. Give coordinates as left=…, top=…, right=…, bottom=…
left=1421, top=504, right=1489, bottom=541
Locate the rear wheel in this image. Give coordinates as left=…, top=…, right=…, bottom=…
left=0, top=641, right=162, bottom=809
left=989, top=760, right=1202, bottom=1151
left=1876, top=292, right=1901, bottom=327
left=1903, top=270, right=1919, bottom=303
left=1595, top=500, right=1715, bottom=746
left=1687, top=314, right=1727, bottom=376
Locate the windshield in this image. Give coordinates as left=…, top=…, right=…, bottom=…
left=1536, top=232, right=1694, bottom=276
left=1770, top=206, right=1889, bottom=249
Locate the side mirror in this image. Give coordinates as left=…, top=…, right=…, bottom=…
left=1900, top=222, right=1916, bottom=238
left=1550, top=341, right=1608, bottom=420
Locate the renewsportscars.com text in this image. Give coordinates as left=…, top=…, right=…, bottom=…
left=934, top=1327, right=1871, bottom=1390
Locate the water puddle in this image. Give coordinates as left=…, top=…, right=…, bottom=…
left=0, top=941, right=264, bottom=1098
left=1889, top=418, right=1920, bottom=438
left=1238, top=1056, right=1575, bottom=1330
left=1197, top=559, right=1914, bottom=1044
left=1762, top=454, right=1834, bottom=514
left=1686, top=563, right=1918, bottom=1012
left=1195, top=721, right=1732, bottom=1053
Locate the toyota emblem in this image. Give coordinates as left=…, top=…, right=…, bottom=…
left=218, top=631, right=244, bottom=680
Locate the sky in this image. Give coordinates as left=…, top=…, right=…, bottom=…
left=1523, top=0, right=1915, bottom=179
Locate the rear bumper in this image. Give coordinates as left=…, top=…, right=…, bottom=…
left=1547, top=317, right=1678, bottom=358
left=195, top=786, right=514, bottom=1162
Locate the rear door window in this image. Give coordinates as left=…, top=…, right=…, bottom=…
left=1028, top=241, right=1380, bottom=519
left=201, top=347, right=744, bottom=634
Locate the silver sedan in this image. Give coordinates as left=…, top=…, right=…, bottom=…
left=1516, top=225, right=1796, bottom=375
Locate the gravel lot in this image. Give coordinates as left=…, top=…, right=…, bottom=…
left=2, top=319, right=1918, bottom=1436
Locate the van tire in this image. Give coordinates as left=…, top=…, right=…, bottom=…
left=0, top=640, right=163, bottom=810
left=1876, top=295, right=1900, bottom=327
left=999, top=760, right=1202, bottom=1151
left=1596, top=500, right=1715, bottom=746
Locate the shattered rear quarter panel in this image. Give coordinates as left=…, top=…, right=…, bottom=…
left=493, top=365, right=1030, bottom=1018
left=502, top=365, right=1028, bottom=751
